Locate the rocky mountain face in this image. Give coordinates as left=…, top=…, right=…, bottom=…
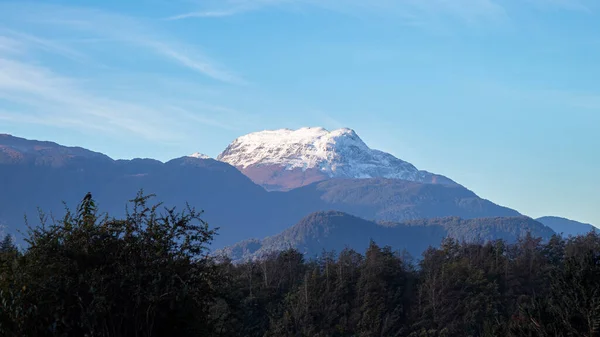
left=217, top=127, right=456, bottom=191
left=217, top=211, right=557, bottom=262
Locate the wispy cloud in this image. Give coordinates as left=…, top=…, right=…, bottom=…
left=169, top=0, right=595, bottom=27
left=167, top=8, right=251, bottom=20
left=0, top=28, right=91, bottom=64
left=0, top=3, right=251, bottom=141
left=0, top=56, right=180, bottom=140
left=0, top=3, right=246, bottom=85
left=0, top=51, right=248, bottom=140
left=147, top=41, right=246, bottom=85
left=166, top=0, right=296, bottom=20
left=169, top=0, right=508, bottom=24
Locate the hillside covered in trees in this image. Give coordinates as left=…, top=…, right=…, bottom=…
left=219, top=211, right=555, bottom=262
left=1, top=194, right=600, bottom=336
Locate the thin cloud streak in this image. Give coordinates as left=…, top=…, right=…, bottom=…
left=165, top=0, right=288, bottom=20
left=0, top=3, right=246, bottom=85
left=0, top=28, right=91, bottom=64
left=169, top=0, right=508, bottom=24
left=0, top=2, right=252, bottom=144
left=149, top=41, right=248, bottom=85
left=0, top=56, right=242, bottom=140
left=166, top=8, right=250, bottom=20
left=0, top=57, right=178, bottom=140
left=170, top=0, right=595, bottom=26
left=0, top=34, right=247, bottom=140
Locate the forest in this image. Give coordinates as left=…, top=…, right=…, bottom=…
left=1, top=193, right=599, bottom=337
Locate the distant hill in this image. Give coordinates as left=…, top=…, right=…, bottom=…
left=218, top=211, right=556, bottom=262
left=536, top=216, right=597, bottom=237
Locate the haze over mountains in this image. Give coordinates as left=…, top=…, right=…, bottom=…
left=0, top=128, right=595, bottom=257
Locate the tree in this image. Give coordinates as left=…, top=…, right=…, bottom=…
left=0, top=191, right=219, bottom=337
left=355, top=242, right=410, bottom=337
left=0, top=234, right=16, bottom=253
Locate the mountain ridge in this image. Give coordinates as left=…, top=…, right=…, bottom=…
left=0, top=134, right=112, bottom=167
left=0, top=132, right=580, bottom=252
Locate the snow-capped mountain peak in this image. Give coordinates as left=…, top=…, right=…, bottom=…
left=218, top=127, right=366, bottom=170
left=217, top=127, right=456, bottom=190
left=188, top=152, right=211, bottom=159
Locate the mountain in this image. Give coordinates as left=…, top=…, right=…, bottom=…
left=217, top=127, right=456, bottom=191
left=283, top=178, right=521, bottom=222
left=0, top=133, right=113, bottom=166
left=536, top=216, right=597, bottom=237
left=0, top=135, right=273, bottom=248
left=218, top=211, right=556, bottom=262
left=0, top=134, right=522, bottom=250
left=188, top=152, right=211, bottom=159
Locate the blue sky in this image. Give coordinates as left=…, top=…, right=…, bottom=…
left=0, top=0, right=598, bottom=226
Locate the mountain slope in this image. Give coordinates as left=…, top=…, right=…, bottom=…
left=536, top=216, right=597, bottom=237
left=0, top=135, right=272, bottom=248
left=0, top=133, right=112, bottom=166
left=0, top=134, right=524, bottom=250
left=218, top=211, right=556, bottom=262
left=217, top=127, right=456, bottom=191
left=284, top=178, right=521, bottom=222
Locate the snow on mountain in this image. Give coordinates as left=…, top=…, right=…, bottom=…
left=188, top=152, right=211, bottom=159
left=217, top=127, right=456, bottom=190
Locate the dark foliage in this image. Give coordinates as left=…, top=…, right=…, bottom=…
left=0, top=192, right=218, bottom=337
left=2, top=193, right=600, bottom=336
left=215, top=232, right=600, bottom=337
